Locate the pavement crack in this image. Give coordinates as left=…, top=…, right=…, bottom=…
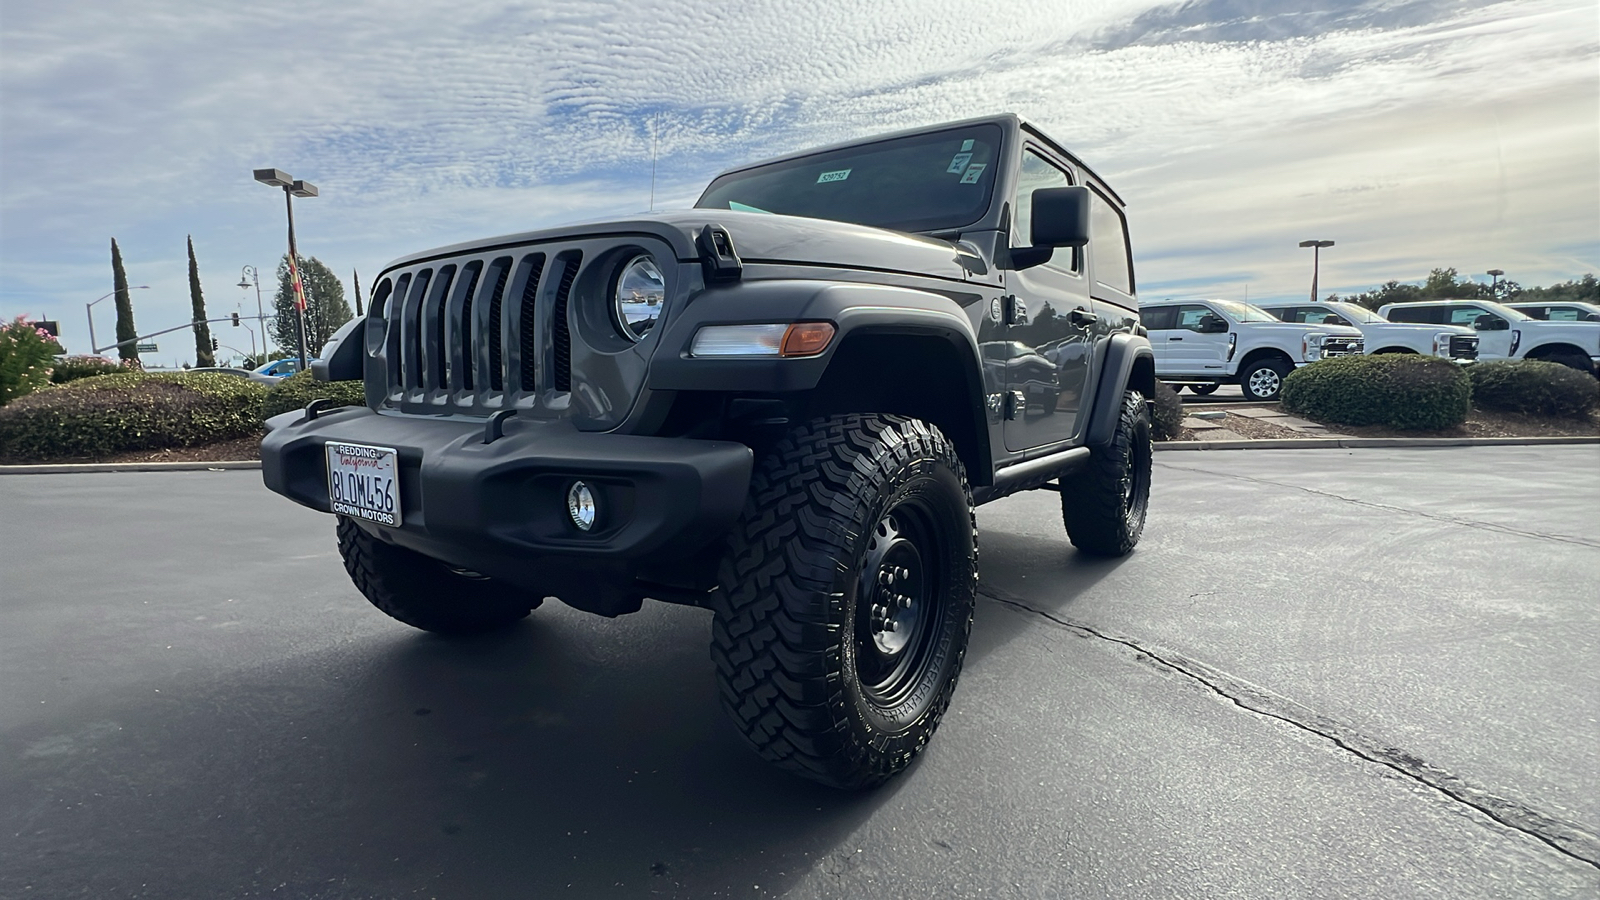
left=1153, top=462, right=1600, bottom=549
left=976, top=582, right=1600, bottom=870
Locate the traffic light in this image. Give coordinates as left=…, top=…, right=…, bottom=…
left=211, top=338, right=219, bottom=351
left=231, top=312, right=240, bottom=327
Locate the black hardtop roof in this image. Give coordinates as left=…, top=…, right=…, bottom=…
left=707, top=113, right=1125, bottom=208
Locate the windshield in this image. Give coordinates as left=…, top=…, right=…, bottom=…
left=696, top=124, right=1003, bottom=234
left=1472, top=300, right=1534, bottom=322
left=1210, top=299, right=1280, bottom=324
left=1326, top=301, right=1384, bottom=324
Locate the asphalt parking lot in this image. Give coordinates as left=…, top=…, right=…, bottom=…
left=3, top=446, right=1597, bottom=899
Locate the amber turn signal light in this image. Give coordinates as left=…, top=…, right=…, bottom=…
left=780, top=322, right=836, bottom=357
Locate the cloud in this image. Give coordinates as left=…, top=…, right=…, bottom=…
left=1, top=0, right=1594, bottom=359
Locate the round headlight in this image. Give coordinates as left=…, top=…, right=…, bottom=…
left=613, top=255, right=665, bottom=342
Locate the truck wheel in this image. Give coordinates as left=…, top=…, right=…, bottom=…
left=1187, top=383, right=1218, bottom=395
left=336, top=516, right=537, bottom=634
left=1240, top=359, right=1290, bottom=401
left=712, top=414, right=977, bottom=790
left=1543, top=350, right=1596, bottom=376
left=1060, top=389, right=1151, bottom=556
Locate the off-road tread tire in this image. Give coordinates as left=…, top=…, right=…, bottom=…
left=1060, top=390, right=1151, bottom=556
left=336, top=516, right=536, bottom=634
left=711, top=414, right=977, bottom=790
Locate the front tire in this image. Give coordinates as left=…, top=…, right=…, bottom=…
left=711, top=415, right=977, bottom=790
left=1060, top=389, right=1152, bottom=556
left=336, top=517, right=538, bottom=634
left=1240, top=358, right=1291, bottom=401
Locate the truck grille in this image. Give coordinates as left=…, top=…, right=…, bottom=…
left=1449, top=335, right=1479, bottom=360
left=1322, top=336, right=1363, bottom=357
left=370, top=247, right=583, bottom=411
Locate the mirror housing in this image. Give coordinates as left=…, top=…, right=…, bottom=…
left=1473, top=314, right=1509, bottom=331
left=1010, top=186, right=1091, bottom=270
left=1197, top=315, right=1228, bottom=334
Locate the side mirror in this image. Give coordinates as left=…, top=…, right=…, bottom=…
left=1473, top=314, right=1508, bottom=331
left=1030, top=186, right=1091, bottom=248
left=1197, top=315, right=1228, bottom=334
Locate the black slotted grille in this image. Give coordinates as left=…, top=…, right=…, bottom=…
left=457, top=261, right=482, bottom=391
left=551, top=254, right=581, bottom=392
left=486, top=257, right=512, bottom=391
left=518, top=253, right=547, bottom=392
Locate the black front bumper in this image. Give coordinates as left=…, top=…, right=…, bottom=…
left=262, top=406, right=753, bottom=614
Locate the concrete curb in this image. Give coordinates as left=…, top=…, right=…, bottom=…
left=0, top=460, right=263, bottom=475
left=1155, top=435, right=1600, bottom=451
left=2, top=435, right=1595, bottom=473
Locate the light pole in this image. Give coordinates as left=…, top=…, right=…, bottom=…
left=86, top=285, right=149, bottom=356
left=1487, top=268, right=1505, bottom=300
left=1298, top=239, right=1335, bottom=302
left=237, top=265, right=271, bottom=357
left=252, top=168, right=318, bottom=370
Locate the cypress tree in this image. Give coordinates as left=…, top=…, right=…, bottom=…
left=352, top=269, right=363, bottom=316
left=110, top=238, right=139, bottom=365
left=188, top=236, right=215, bottom=367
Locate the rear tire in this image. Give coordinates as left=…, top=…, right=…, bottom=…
left=711, top=414, right=977, bottom=790
left=1060, top=390, right=1152, bottom=556
left=1240, top=358, right=1291, bottom=401
left=1187, top=383, right=1219, bottom=395
left=336, top=517, right=537, bottom=634
left=1543, top=350, right=1596, bottom=377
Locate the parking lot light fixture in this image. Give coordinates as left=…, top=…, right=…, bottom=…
left=253, top=169, right=319, bottom=370
left=1487, top=268, right=1505, bottom=298
left=1298, top=239, right=1335, bottom=303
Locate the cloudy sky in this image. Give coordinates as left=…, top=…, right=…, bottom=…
left=2, top=0, right=1595, bottom=363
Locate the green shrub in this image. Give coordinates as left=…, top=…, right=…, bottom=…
left=1468, top=360, right=1599, bottom=418
left=0, top=372, right=266, bottom=460
left=1281, top=355, right=1470, bottom=430
left=0, top=316, right=64, bottom=405
left=49, top=355, right=124, bottom=384
left=1151, top=381, right=1185, bottom=440
left=261, top=370, right=366, bottom=419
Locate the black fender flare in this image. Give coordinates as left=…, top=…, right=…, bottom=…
left=1083, top=332, right=1155, bottom=451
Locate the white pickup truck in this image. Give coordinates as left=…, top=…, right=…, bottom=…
left=1141, top=298, right=1364, bottom=400
left=1254, top=300, right=1479, bottom=360
left=1379, top=299, right=1600, bottom=375
left=1506, top=300, right=1600, bottom=323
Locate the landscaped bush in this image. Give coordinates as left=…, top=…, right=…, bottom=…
left=261, top=370, right=366, bottom=419
left=1151, top=381, right=1184, bottom=440
left=1467, top=360, right=1599, bottom=418
left=0, top=372, right=266, bottom=460
left=0, top=316, right=64, bottom=405
left=49, top=355, right=124, bottom=384
left=1281, top=354, right=1471, bottom=430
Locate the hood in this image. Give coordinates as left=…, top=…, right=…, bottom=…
left=1247, top=321, right=1364, bottom=338
left=381, top=209, right=975, bottom=283
left=1365, top=321, right=1475, bottom=336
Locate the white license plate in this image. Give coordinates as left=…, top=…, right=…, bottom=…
left=325, top=442, right=402, bottom=527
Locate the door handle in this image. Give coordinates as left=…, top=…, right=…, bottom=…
left=1169, top=336, right=1184, bottom=341
left=1069, top=308, right=1098, bottom=328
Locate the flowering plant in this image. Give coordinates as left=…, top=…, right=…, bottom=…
left=0, top=315, right=66, bottom=405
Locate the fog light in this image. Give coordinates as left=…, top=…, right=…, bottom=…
left=567, top=481, right=597, bottom=532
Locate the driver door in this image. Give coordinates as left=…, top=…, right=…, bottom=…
left=1167, top=304, right=1230, bottom=373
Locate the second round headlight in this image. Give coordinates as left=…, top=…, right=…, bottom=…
left=613, top=254, right=665, bottom=342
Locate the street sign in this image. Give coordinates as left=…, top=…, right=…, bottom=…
left=136, top=342, right=158, bottom=352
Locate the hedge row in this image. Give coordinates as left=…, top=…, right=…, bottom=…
left=1282, top=356, right=1596, bottom=429
left=261, top=370, right=366, bottom=419
left=0, top=373, right=267, bottom=459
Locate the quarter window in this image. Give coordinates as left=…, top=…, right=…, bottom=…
left=1089, top=190, right=1133, bottom=294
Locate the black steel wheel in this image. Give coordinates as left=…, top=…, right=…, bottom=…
left=1060, top=389, right=1152, bottom=556
left=336, top=516, right=538, bottom=634
left=712, top=414, right=977, bottom=790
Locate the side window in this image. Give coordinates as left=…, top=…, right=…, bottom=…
left=1141, top=306, right=1176, bottom=330
left=1386, top=306, right=1430, bottom=324
left=1547, top=307, right=1581, bottom=321
left=1174, top=304, right=1216, bottom=331
left=1448, top=306, right=1498, bottom=327
left=1270, top=307, right=1308, bottom=323
left=1304, top=308, right=1349, bottom=326
left=1088, top=189, right=1133, bottom=294
left=1011, top=150, right=1077, bottom=271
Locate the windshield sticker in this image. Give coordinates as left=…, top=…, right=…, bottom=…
left=816, top=169, right=851, bottom=184
left=946, top=152, right=972, bottom=174
left=728, top=200, right=774, bottom=214
left=961, top=139, right=975, bottom=152
left=959, top=163, right=987, bottom=184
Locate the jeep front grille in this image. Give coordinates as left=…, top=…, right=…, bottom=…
left=371, top=247, right=583, bottom=411
left=1449, top=335, right=1479, bottom=360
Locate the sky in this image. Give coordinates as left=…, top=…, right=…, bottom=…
left=2, top=0, right=1596, bottom=365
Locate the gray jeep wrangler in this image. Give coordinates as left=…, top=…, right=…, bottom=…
left=263, top=114, right=1155, bottom=789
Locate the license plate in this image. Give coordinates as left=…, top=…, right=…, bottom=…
left=325, top=442, right=402, bottom=527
